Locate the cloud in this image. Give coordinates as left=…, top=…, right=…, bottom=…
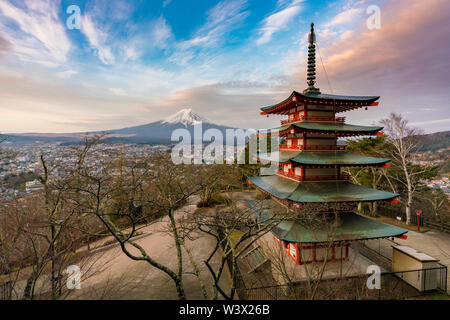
left=152, top=16, right=173, bottom=48
left=80, top=0, right=138, bottom=64
left=0, top=67, right=151, bottom=133
left=85, top=0, right=134, bottom=22
left=0, top=34, right=11, bottom=57
left=325, top=8, right=362, bottom=27
left=410, top=118, right=450, bottom=126
left=81, top=14, right=115, bottom=65
left=176, top=0, right=249, bottom=51
left=256, top=1, right=303, bottom=45
left=57, top=69, right=77, bottom=79
left=0, top=0, right=71, bottom=64
left=109, top=88, right=127, bottom=96
left=289, top=0, right=450, bottom=133
left=162, top=81, right=288, bottom=129
left=118, top=15, right=174, bottom=62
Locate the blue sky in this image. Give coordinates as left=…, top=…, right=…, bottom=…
left=0, top=0, right=449, bottom=133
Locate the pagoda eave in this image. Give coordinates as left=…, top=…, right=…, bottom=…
left=258, top=122, right=383, bottom=137
left=261, top=91, right=380, bottom=115
left=255, top=151, right=391, bottom=167
left=244, top=200, right=408, bottom=244
left=248, top=175, right=399, bottom=203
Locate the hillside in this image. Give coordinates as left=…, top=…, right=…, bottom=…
left=417, top=131, right=450, bottom=152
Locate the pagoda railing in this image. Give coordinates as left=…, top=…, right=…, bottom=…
left=276, top=171, right=302, bottom=182
left=302, top=174, right=350, bottom=181
left=280, top=116, right=345, bottom=125
left=276, top=171, right=350, bottom=182
left=279, top=144, right=346, bottom=151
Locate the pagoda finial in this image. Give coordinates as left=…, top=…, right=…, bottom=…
left=303, top=22, right=320, bottom=94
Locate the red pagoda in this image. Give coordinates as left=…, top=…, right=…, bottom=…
left=245, top=23, right=407, bottom=266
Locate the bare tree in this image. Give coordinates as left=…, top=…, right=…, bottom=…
left=180, top=193, right=298, bottom=300
left=62, top=138, right=226, bottom=300
left=380, top=113, right=425, bottom=225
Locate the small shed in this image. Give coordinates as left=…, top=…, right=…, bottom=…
left=392, top=246, right=440, bottom=292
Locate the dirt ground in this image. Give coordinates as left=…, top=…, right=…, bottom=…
left=68, top=195, right=231, bottom=300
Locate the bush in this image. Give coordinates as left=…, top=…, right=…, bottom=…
left=255, top=191, right=271, bottom=200
left=197, top=192, right=231, bottom=207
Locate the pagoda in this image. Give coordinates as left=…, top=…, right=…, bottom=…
left=245, top=23, right=407, bottom=266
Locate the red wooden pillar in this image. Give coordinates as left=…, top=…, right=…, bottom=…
left=297, top=243, right=302, bottom=265
left=294, top=243, right=301, bottom=264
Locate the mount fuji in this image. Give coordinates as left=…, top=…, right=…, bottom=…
left=103, top=108, right=237, bottom=144
left=6, top=109, right=238, bottom=145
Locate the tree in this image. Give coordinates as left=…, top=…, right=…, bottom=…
left=345, top=136, right=392, bottom=216
left=380, top=113, right=427, bottom=225
left=180, top=193, right=298, bottom=300
left=420, top=188, right=450, bottom=227
left=63, top=137, right=226, bottom=300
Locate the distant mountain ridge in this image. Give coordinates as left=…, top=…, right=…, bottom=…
left=4, top=109, right=237, bottom=145
left=416, top=130, right=450, bottom=152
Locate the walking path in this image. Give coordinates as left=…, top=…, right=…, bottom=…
left=365, top=227, right=450, bottom=293
left=67, top=195, right=231, bottom=300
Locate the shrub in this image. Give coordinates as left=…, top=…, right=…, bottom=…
left=255, top=191, right=270, bottom=200
left=197, top=192, right=230, bottom=207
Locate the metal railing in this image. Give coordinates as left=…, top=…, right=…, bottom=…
left=280, top=116, right=346, bottom=125
left=276, top=171, right=350, bottom=182
left=279, top=144, right=346, bottom=151
left=239, top=265, right=447, bottom=300
left=0, top=281, right=12, bottom=300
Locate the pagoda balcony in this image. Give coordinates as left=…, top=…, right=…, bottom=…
left=302, top=174, right=350, bottom=181
left=281, top=116, right=345, bottom=125
left=276, top=171, right=350, bottom=182
left=279, top=144, right=346, bottom=151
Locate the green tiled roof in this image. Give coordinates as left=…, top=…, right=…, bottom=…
left=249, top=175, right=399, bottom=202
left=257, top=151, right=390, bottom=166
left=299, top=92, right=379, bottom=102
left=244, top=199, right=407, bottom=243
left=261, top=91, right=379, bottom=112
left=291, top=121, right=382, bottom=133
left=259, top=122, right=382, bottom=135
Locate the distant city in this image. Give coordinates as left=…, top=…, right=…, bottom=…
left=0, top=142, right=170, bottom=203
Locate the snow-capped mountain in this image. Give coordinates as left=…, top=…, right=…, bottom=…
left=162, top=108, right=212, bottom=127
left=6, top=108, right=237, bottom=145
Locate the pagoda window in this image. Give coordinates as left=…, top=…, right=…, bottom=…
left=288, top=243, right=299, bottom=263
left=294, top=167, right=302, bottom=177
left=287, top=139, right=292, bottom=147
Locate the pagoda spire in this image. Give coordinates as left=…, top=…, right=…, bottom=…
left=303, top=22, right=321, bottom=94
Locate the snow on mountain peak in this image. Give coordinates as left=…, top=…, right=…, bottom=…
left=162, top=108, right=212, bottom=127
